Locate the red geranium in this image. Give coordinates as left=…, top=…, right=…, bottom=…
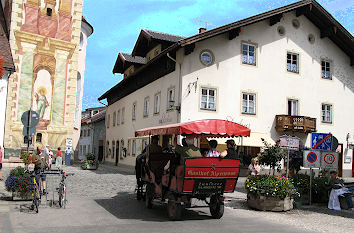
left=0, top=57, right=4, bottom=77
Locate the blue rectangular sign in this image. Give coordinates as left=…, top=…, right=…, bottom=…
left=311, top=133, right=332, bottom=151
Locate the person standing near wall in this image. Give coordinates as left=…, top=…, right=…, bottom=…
left=55, top=147, right=63, bottom=169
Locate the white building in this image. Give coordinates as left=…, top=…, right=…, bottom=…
left=99, top=0, right=354, bottom=176
left=72, top=17, right=94, bottom=154
left=0, top=2, right=14, bottom=149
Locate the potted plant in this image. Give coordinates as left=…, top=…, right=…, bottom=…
left=80, top=153, right=97, bottom=170
left=245, top=175, right=299, bottom=211
left=291, top=173, right=310, bottom=207
left=20, top=152, right=33, bottom=169
left=5, top=167, right=33, bottom=200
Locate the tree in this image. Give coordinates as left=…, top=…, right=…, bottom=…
left=258, top=139, right=286, bottom=175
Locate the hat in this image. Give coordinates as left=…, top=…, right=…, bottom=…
left=225, top=139, right=235, bottom=146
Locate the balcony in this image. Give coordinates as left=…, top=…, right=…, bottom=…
left=275, top=115, right=316, bottom=133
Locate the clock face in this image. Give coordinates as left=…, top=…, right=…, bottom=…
left=200, top=50, right=213, bottom=66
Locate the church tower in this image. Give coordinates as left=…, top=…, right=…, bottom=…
left=3, top=0, right=88, bottom=156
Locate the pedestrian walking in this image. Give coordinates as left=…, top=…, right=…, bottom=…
left=55, top=147, right=63, bottom=169
left=48, top=149, right=53, bottom=169
left=0, top=146, right=3, bottom=180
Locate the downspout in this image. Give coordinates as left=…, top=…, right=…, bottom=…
left=167, top=52, right=182, bottom=124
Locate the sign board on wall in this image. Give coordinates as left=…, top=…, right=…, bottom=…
left=279, top=135, right=300, bottom=150
left=303, top=150, right=321, bottom=168
left=321, top=152, right=338, bottom=169
left=66, top=138, right=73, bottom=148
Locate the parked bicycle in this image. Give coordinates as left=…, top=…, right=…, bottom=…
left=57, top=171, right=74, bottom=208
left=25, top=170, right=42, bottom=213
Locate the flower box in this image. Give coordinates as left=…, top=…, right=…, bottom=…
left=247, top=193, right=293, bottom=211
left=86, top=164, right=97, bottom=170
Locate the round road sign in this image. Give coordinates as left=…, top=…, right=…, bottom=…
left=324, top=153, right=335, bottom=165
left=307, top=152, right=317, bottom=164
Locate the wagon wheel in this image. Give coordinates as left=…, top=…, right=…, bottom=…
left=209, top=195, right=224, bottom=219
left=167, top=194, right=182, bottom=221
left=145, top=183, right=154, bottom=209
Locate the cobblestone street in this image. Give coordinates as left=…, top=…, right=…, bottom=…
left=0, top=165, right=353, bottom=233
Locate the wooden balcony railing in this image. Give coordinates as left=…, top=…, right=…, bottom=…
left=275, top=115, right=316, bottom=133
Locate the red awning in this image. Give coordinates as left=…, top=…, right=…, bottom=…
left=135, top=119, right=251, bottom=137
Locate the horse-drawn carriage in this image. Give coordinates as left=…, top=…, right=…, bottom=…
left=135, top=119, right=250, bottom=220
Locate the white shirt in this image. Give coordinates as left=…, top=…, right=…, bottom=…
left=206, top=149, right=220, bottom=157
left=248, top=164, right=261, bottom=176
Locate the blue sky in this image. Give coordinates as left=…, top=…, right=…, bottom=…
left=81, top=0, right=353, bottom=109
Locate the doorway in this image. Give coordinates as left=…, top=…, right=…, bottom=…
left=115, top=140, right=119, bottom=166
left=98, top=140, right=104, bottom=162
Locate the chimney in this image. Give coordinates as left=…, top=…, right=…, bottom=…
left=199, top=28, right=207, bottom=34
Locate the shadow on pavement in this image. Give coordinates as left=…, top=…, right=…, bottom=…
left=95, top=192, right=213, bottom=222
left=301, top=205, right=354, bottom=219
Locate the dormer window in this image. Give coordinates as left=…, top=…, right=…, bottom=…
left=47, top=8, right=53, bottom=17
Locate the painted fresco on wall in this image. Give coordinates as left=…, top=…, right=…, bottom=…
left=32, top=69, right=52, bottom=129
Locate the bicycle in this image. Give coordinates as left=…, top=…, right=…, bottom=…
left=57, top=171, right=74, bottom=208
left=26, top=170, right=42, bottom=213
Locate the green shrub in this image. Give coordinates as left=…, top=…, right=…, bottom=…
left=86, top=153, right=95, bottom=161
left=245, top=175, right=299, bottom=199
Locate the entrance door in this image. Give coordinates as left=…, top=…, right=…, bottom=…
left=98, top=140, right=104, bottom=162
left=336, top=144, right=343, bottom=177
left=115, top=140, right=119, bottom=166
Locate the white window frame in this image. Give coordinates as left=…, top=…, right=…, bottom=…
left=288, top=99, right=298, bottom=116
left=132, top=102, right=137, bottom=120
left=242, top=43, right=256, bottom=65
left=117, top=109, right=121, bottom=125
left=321, top=60, right=332, bottom=79
left=287, top=52, right=299, bottom=73
left=167, top=88, right=175, bottom=110
left=321, top=104, right=332, bottom=123
left=112, top=112, right=116, bottom=126
left=143, top=97, right=150, bottom=117
left=242, top=93, right=256, bottom=114
left=154, top=93, right=160, bottom=114
left=200, top=87, right=217, bottom=111
left=121, top=108, right=125, bottom=124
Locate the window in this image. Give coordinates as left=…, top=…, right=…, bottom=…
left=242, top=93, right=256, bottom=114
left=107, top=114, right=110, bottom=128
left=287, top=53, right=299, bottom=73
left=83, top=130, right=87, bottom=137
left=87, top=129, right=90, bottom=137
left=142, top=139, right=148, bottom=152
left=201, top=88, right=216, bottom=111
left=88, top=145, right=91, bottom=153
left=121, top=108, right=125, bottom=124
left=154, top=93, right=160, bottom=114
left=106, top=141, right=110, bottom=157
left=113, top=111, right=116, bottom=126
left=83, top=145, right=86, bottom=155
left=143, top=97, right=149, bottom=117
left=117, top=110, right=121, bottom=125
left=132, top=140, right=136, bottom=155
left=80, top=130, right=83, bottom=137
left=36, top=133, right=42, bottom=143
left=288, top=99, right=298, bottom=116
left=242, top=43, right=256, bottom=65
left=167, top=88, right=175, bottom=110
left=322, top=104, right=332, bottom=123
left=127, top=140, right=131, bottom=155
left=132, top=103, right=137, bottom=120
left=46, top=8, right=52, bottom=17
left=321, top=60, right=331, bottom=79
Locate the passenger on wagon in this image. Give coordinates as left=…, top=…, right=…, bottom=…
left=175, top=135, right=202, bottom=162
left=146, top=135, right=163, bottom=155
left=220, top=139, right=238, bottom=159
left=205, top=140, right=220, bottom=157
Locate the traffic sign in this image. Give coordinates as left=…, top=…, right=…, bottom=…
left=66, top=138, right=73, bottom=147
left=22, top=126, right=36, bottom=137
left=21, top=110, right=40, bottom=128
left=312, top=133, right=332, bottom=151
left=303, top=150, right=320, bottom=168
left=321, top=152, right=338, bottom=168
